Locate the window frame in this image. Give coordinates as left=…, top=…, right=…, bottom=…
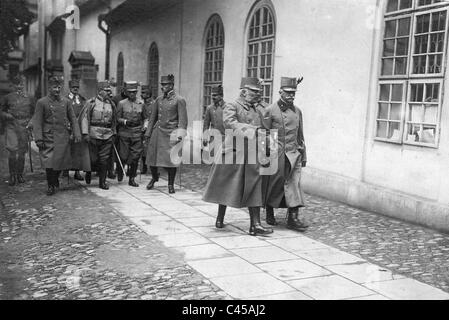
left=116, top=52, right=124, bottom=91
left=148, top=42, right=159, bottom=99
left=375, top=0, right=449, bottom=148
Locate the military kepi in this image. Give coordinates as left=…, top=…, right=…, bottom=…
left=97, top=80, right=111, bottom=91
left=141, top=84, right=150, bottom=92
left=160, top=74, right=175, bottom=84
left=69, top=79, right=80, bottom=88
left=125, top=81, right=138, bottom=92
left=280, top=77, right=301, bottom=92
left=48, top=75, right=64, bottom=86
left=211, top=85, right=223, bottom=95
left=240, top=77, right=263, bottom=91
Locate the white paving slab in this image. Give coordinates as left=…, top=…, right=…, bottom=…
left=295, top=247, right=366, bottom=266
left=188, top=257, right=262, bottom=278
left=288, top=275, right=376, bottom=300
left=156, top=232, right=210, bottom=248
left=327, top=263, right=402, bottom=284
left=257, top=259, right=332, bottom=281
left=176, top=216, right=216, bottom=227
left=138, top=220, right=192, bottom=236
left=173, top=244, right=233, bottom=261
left=192, top=226, right=245, bottom=238
left=248, top=291, right=312, bottom=300
left=210, top=273, right=296, bottom=299
left=211, top=235, right=270, bottom=250
left=268, top=236, right=332, bottom=252
left=232, top=246, right=298, bottom=264
left=365, top=278, right=449, bottom=300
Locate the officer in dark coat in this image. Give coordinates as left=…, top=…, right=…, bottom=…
left=63, top=79, right=89, bottom=180
left=80, top=81, right=117, bottom=190
left=262, top=77, right=308, bottom=231
left=140, top=84, right=155, bottom=175
left=202, top=85, right=227, bottom=228
left=0, top=75, right=35, bottom=186
left=116, top=81, right=148, bottom=187
left=145, top=74, right=188, bottom=194
left=202, top=77, right=273, bottom=236
left=33, top=76, right=81, bottom=195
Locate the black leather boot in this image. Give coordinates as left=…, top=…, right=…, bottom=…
left=8, top=157, right=16, bottom=186
left=249, top=207, right=273, bottom=236
left=107, top=158, right=116, bottom=179
left=146, top=167, right=159, bottom=190
left=167, top=168, right=176, bottom=194
left=85, top=171, right=92, bottom=185
left=128, top=163, right=139, bottom=187
left=215, top=205, right=227, bottom=229
left=99, top=165, right=109, bottom=190
left=74, top=170, right=84, bottom=181
left=265, top=206, right=278, bottom=226
left=117, top=165, right=124, bottom=182
left=46, top=169, right=56, bottom=196
left=54, top=171, right=61, bottom=188
left=287, top=208, right=309, bottom=232
left=16, top=155, right=25, bottom=184
left=141, top=157, right=148, bottom=174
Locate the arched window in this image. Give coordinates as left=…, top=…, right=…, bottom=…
left=203, top=14, right=225, bottom=112
left=246, top=1, right=276, bottom=103
left=116, top=52, right=124, bottom=90
left=148, top=43, right=159, bottom=98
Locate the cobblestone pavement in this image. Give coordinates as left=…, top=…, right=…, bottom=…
left=178, top=164, right=449, bottom=293
left=0, top=172, right=230, bottom=300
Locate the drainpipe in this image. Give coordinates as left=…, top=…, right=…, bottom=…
left=98, top=13, right=111, bottom=80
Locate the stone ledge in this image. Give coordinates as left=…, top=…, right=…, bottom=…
left=302, top=168, right=449, bottom=234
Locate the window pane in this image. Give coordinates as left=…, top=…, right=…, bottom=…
left=398, top=18, right=411, bottom=36
left=421, top=125, right=436, bottom=143
left=396, top=38, right=409, bottom=55
left=416, top=14, right=430, bottom=34
left=424, top=105, right=438, bottom=123
left=395, top=58, right=407, bottom=75
left=383, top=40, right=395, bottom=57
left=406, top=124, right=420, bottom=142
left=385, top=20, right=396, bottom=38
left=387, top=0, right=399, bottom=13
left=391, top=84, right=403, bottom=101
left=414, top=35, right=428, bottom=54
left=410, top=84, right=424, bottom=102
left=413, top=55, right=427, bottom=74
left=399, top=0, right=412, bottom=10
left=409, top=104, right=423, bottom=122
left=382, top=58, right=394, bottom=75
left=389, top=122, right=401, bottom=139
left=390, top=103, right=402, bottom=120
left=378, top=103, right=389, bottom=119
left=380, top=84, right=390, bottom=101
left=377, top=121, right=388, bottom=138
left=425, top=83, right=440, bottom=102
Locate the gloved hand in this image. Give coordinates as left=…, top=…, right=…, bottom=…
left=83, top=134, right=90, bottom=143
left=74, top=135, right=82, bottom=144
left=35, top=140, right=45, bottom=150
left=301, top=161, right=307, bottom=168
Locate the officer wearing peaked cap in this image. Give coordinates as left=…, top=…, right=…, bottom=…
left=140, top=84, right=155, bottom=175
left=145, top=74, right=188, bottom=194
left=262, top=76, right=308, bottom=231
left=116, top=81, right=148, bottom=187
left=203, top=77, right=273, bottom=236
left=0, top=74, right=35, bottom=186
left=63, top=79, right=89, bottom=180
left=80, top=80, right=117, bottom=190
left=33, top=75, right=82, bottom=195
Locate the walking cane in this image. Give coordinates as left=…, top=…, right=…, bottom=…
left=113, top=144, right=126, bottom=182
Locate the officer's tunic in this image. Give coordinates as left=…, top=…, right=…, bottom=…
left=66, top=93, right=90, bottom=171
left=262, top=100, right=307, bottom=208
left=145, top=91, right=188, bottom=168
left=202, top=97, right=266, bottom=208
left=203, top=100, right=226, bottom=135
left=81, top=96, right=116, bottom=169
left=33, top=95, right=81, bottom=170
left=0, top=92, right=34, bottom=153
left=143, top=98, right=155, bottom=157
left=116, top=98, right=146, bottom=164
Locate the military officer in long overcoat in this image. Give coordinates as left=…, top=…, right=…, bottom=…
left=116, top=81, right=148, bottom=187
left=0, top=75, right=35, bottom=186
left=262, top=77, right=308, bottom=231
left=80, top=81, right=117, bottom=190
left=63, top=79, right=89, bottom=180
left=202, top=85, right=227, bottom=228
left=140, top=84, right=155, bottom=175
left=202, top=77, right=273, bottom=236
left=33, top=76, right=81, bottom=195
left=145, top=74, right=188, bottom=194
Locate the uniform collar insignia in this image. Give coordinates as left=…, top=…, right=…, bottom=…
left=278, top=99, right=294, bottom=112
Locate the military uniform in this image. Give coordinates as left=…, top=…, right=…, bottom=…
left=203, top=77, right=272, bottom=236
left=145, top=75, right=188, bottom=194
left=33, top=76, right=81, bottom=195
left=116, top=81, right=147, bottom=187
left=141, top=84, right=155, bottom=174
left=66, top=79, right=90, bottom=177
left=0, top=77, right=34, bottom=186
left=262, top=77, right=308, bottom=231
left=80, top=81, right=117, bottom=189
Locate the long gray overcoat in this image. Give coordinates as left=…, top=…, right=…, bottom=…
left=202, top=97, right=266, bottom=208
left=33, top=95, right=81, bottom=170
left=262, top=100, right=307, bottom=208
left=67, top=93, right=90, bottom=171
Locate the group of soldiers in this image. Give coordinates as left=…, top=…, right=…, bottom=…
left=0, top=73, right=187, bottom=196
left=1, top=72, right=308, bottom=237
